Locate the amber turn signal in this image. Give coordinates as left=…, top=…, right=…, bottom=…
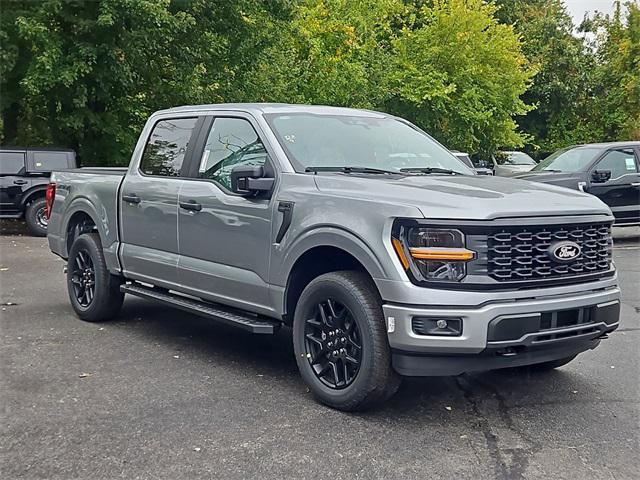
left=409, top=247, right=474, bottom=261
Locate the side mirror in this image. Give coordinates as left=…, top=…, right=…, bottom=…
left=230, top=165, right=274, bottom=196
left=591, top=170, right=611, bottom=183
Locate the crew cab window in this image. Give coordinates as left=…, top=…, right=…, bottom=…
left=32, top=152, right=71, bottom=172
left=0, top=152, right=25, bottom=175
left=197, top=117, right=268, bottom=190
left=595, top=149, right=638, bottom=180
left=140, top=117, right=198, bottom=176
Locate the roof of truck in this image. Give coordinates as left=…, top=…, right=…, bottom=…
left=160, top=103, right=388, bottom=118
left=572, top=141, right=640, bottom=149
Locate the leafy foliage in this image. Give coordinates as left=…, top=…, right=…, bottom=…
left=0, top=0, right=637, bottom=165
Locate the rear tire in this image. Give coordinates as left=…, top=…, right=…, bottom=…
left=67, top=233, right=124, bottom=322
left=25, top=198, right=47, bottom=237
left=293, top=271, right=400, bottom=411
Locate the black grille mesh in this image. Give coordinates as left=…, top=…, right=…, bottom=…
left=487, top=223, right=612, bottom=281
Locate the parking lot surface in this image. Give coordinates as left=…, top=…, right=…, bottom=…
left=1, top=220, right=639, bottom=480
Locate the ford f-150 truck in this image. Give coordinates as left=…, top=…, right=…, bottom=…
left=47, top=104, right=620, bottom=411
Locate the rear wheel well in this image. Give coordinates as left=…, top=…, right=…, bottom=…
left=284, top=246, right=377, bottom=326
left=23, top=189, right=46, bottom=207
left=66, top=212, right=98, bottom=256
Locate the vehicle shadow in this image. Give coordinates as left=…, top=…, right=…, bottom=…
left=613, top=226, right=640, bottom=245
left=115, top=297, right=607, bottom=420
left=0, top=219, right=29, bottom=236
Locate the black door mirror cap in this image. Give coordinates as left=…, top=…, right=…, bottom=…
left=230, top=165, right=274, bottom=196
left=591, top=170, right=612, bottom=183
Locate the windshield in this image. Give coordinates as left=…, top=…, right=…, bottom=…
left=500, top=151, right=536, bottom=165
left=264, top=113, right=473, bottom=175
left=532, top=147, right=602, bottom=172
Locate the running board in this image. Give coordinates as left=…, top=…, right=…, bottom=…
left=120, top=283, right=279, bottom=334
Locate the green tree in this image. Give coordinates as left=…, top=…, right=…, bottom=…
left=0, top=0, right=280, bottom=165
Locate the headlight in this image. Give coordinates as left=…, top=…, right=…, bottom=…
left=392, top=224, right=475, bottom=282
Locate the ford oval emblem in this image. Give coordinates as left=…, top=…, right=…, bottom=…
left=549, top=241, right=581, bottom=263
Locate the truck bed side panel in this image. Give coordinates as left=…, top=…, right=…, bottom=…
left=47, top=169, right=124, bottom=273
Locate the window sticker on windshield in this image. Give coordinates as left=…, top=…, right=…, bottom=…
left=36, top=162, right=42, bottom=167
left=284, top=134, right=296, bottom=143
left=625, top=158, right=635, bottom=170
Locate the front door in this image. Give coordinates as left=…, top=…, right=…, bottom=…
left=119, top=116, right=201, bottom=286
left=586, top=147, right=640, bottom=225
left=177, top=114, right=277, bottom=315
left=0, top=151, right=29, bottom=215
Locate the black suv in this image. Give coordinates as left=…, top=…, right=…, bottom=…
left=0, top=147, right=76, bottom=236
left=516, top=141, right=640, bottom=226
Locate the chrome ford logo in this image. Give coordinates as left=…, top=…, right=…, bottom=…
left=549, top=241, right=581, bottom=263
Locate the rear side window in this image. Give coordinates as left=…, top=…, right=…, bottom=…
left=140, top=117, right=198, bottom=176
left=32, top=151, right=71, bottom=171
left=0, top=152, right=25, bottom=174
left=595, top=148, right=638, bottom=179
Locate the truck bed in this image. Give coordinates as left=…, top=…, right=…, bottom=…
left=47, top=168, right=126, bottom=271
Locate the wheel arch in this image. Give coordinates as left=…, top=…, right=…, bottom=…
left=280, top=228, right=388, bottom=326
left=21, top=186, right=47, bottom=207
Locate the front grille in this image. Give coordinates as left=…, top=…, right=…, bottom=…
left=487, top=223, right=612, bottom=282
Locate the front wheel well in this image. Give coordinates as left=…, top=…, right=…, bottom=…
left=283, top=246, right=378, bottom=326
left=65, top=212, right=98, bottom=255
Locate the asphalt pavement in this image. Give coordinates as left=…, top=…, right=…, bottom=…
left=1, top=220, right=639, bottom=480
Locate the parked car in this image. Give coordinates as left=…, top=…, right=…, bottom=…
left=476, top=151, right=537, bottom=176
left=451, top=151, right=493, bottom=175
left=46, top=104, right=620, bottom=411
left=0, top=147, right=76, bottom=236
left=516, top=142, right=640, bottom=226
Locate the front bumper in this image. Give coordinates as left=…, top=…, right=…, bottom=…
left=383, top=282, right=620, bottom=376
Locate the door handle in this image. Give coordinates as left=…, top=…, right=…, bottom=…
left=179, top=200, right=202, bottom=212
left=13, top=179, right=27, bottom=185
left=122, top=193, right=141, bottom=204
left=631, top=182, right=640, bottom=187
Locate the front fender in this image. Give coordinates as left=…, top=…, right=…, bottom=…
left=272, top=225, right=389, bottom=288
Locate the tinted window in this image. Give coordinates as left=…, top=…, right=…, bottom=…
left=197, top=117, right=268, bottom=190
left=595, top=149, right=638, bottom=179
left=140, top=118, right=198, bottom=176
left=533, top=147, right=601, bottom=172
left=32, top=151, right=71, bottom=171
left=0, top=152, right=25, bottom=174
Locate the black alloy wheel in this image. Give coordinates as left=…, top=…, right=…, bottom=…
left=304, top=298, right=362, bottom=389
left=70, top=248, right=96, bottom=307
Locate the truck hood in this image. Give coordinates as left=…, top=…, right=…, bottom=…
left=513, top=171, right=584, bottom=188
left=313, top=173, right=610, bottom=220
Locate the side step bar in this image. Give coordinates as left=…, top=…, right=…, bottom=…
left=120, top=283, right=279, bottom=334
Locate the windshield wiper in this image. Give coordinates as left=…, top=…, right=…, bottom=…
left=305, top=166, right=402, bottom=175
left=399, top=167, right=461, bottom=175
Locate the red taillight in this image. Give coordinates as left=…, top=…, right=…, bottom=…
left=45, top=183, right=56, bottom=219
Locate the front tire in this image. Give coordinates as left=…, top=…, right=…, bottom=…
left=25, top=198, right=48, bottom=237
left=293, top=271, right=400, bottom=411
left=67, top=233, right=124, bottom=322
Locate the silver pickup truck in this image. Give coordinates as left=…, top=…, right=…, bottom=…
left=47, top=104, right=620, bottom=411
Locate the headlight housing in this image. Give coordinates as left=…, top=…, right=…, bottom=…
left=392, top=222, right=475, bottom=283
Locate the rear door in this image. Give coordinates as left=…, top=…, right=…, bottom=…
left=0, top=151, right=29, bottom=215
left=119, top=116, right=202, bottom=287
left=586, top=147, right=640, bottom=225
left=176, top=113, right=277, bottom=314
